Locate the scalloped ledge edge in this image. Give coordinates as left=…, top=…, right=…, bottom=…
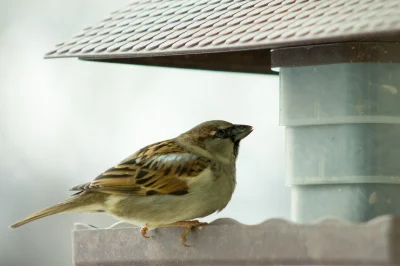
left=73, top=214, right=397, bottom=230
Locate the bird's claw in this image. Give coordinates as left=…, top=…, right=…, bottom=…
left=179, top=220, right=208, bottom=247
left=180, top=227, right=192, bottom=247
left=141, top=220, right=208, bottom=246
left=140, top=226, right=151, bottom=239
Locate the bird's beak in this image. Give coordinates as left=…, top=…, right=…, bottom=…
left=231, top=124, right=253, bottom=142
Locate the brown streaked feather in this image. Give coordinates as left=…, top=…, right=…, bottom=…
left=70, top=182, right=91, bottom=191
left=70, top=140, right=210, bottom=196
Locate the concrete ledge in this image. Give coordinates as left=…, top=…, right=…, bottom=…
left=73, top=216, right=400, bottom=266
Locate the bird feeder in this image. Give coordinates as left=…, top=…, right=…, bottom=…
left=46, top=0, right=400, bottom=265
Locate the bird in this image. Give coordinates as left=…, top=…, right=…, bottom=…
left=10, top=120, right=253, bottom=246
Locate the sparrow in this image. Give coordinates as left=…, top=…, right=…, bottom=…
left=10, top=120, right=253, bottom=246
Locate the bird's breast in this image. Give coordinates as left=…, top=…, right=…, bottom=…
left=188, top=164, right=236, bottom=213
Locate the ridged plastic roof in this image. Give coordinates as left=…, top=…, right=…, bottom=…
left=45, top=0, right=400, bottom=59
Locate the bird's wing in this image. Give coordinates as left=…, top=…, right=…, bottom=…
left=70, top=140, right=210, bottom=196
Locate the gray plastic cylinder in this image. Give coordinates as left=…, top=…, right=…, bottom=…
left=280, top=63, right=400, bottom=223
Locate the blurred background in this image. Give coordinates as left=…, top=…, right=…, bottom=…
left=0, top=0, right=288, bottom=265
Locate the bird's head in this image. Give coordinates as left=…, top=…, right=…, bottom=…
left=176, top=120, right=253, bottom=164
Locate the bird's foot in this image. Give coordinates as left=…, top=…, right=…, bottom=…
left=162, top=220, right=208, bottom=247
left=140, top=226, right=151, bottom=239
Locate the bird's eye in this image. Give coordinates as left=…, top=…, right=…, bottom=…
left=214, top=129, right=226, bottom=138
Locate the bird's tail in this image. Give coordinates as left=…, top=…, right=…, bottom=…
left=9, top=192, right=103, bottom=229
